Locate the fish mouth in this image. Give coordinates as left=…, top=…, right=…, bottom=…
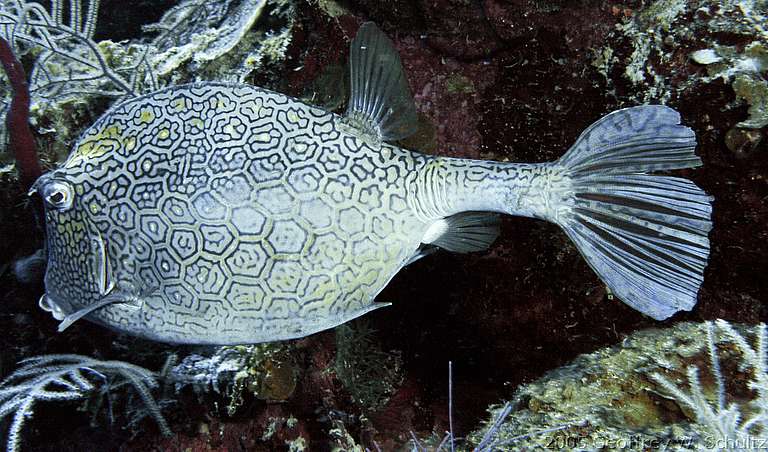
left=38, top=293, right=73, bottom=321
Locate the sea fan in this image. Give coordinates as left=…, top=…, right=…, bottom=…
left=0, top=354, right=171, bottom=452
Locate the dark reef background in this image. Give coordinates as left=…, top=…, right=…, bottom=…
left=0, top=0, right=766, bottom=450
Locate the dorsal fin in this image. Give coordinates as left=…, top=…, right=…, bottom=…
left=345, top=22, right=418, bottom=143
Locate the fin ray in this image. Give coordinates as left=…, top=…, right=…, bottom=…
left=346, top=22, right=418, bottom=142
left=550, top=105, right=712, bottom=320
left=58, top=293, right=125, bottom=332
left=426, top=212, right=501, bottom=253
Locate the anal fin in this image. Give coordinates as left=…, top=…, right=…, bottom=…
left=405, top=245, right=438, bottom=266
left=423, top=212, right=501, bottom=253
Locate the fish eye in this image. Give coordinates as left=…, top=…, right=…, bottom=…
left=43, top=181, right=74, bottom=211
left=49, top=192, right=65, bottom=204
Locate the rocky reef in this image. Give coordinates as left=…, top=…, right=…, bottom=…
left=0, top=0, right=765, bottom=450
left=467, top=321, right=768, bottom=450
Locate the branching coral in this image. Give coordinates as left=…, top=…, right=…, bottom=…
left=0, top=0, right=156, bottom=102
left=0, top=354, right=171, bottom=452
left=652, top=321, right=768, bottom=449
left=0, top=0, right=159, bottom=161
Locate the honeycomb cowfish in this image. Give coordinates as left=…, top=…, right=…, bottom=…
left=33, top=23, right=713, bottom=345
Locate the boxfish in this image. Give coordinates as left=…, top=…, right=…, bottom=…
left=31, top=23, right=713, bottom=344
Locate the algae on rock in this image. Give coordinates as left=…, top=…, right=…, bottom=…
left=334, top=320, right=403, bottom=411
left=468, top=321, right=768, bottom=450
left=146, top=0, right=296, bottom=84
left=597, top=0, right=768, bottom=129
left=691, top=41, right=768, bottom=129
left=170, top=343, right=298, bottom=416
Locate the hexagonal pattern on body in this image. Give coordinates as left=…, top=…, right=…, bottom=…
left=44, top=83, right=430, bottom=344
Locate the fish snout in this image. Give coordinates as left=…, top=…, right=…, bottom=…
left=38, top=293, right=71, bottom=321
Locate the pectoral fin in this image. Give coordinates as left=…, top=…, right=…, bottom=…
left=57, top=282, right=154, bottom=332
left=423, top=212, right=501, bottom=253
left=57, top=293, right=127, bottom=332
left=344, top=22, right=418, bottom=143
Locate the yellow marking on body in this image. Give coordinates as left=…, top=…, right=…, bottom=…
left=191, top=118, right=204, bottom=129
left=287, top=111, right=299, bottom=123
left=64, top=155, right=83, bottom=169
left=142, top=159, right=153, bottom=172
left=125, top=136, right=137, bottom=152
left=66, top=123, right=124, bottom=167
left=103, top=124, right=121, bottom=138
left=158, top=128, right=170, bottom=139
left=224, top=124, right=235, bottom=135
left=76, top=141, right=95, bottom=156
left=427, top=159, right=444, bottom=170
left=311, top=278, right=337, bottom=300
left=173, top=98, right=186, bottom=111
left=139, top=109, right=155, bottom=124
left=241, top=99, right=263, bottom=118
left=89, top=201, right=101, bottom=214
left=68, top=140, right=112, bottom=167
left=357, top=268, right=378, bottom=287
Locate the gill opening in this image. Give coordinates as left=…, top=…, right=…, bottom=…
left=86, top=218, right=115, bottom=296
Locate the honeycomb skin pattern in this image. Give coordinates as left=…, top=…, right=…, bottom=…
left=44, top=82, right=432, bottom=344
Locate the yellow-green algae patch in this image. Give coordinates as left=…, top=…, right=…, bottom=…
left=226, top=343, right=298, bottom=416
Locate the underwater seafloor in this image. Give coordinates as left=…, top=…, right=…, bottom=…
left=0, top=0, right=767, bottom=450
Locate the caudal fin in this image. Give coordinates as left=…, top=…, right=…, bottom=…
left=554, top=106, right=712, bottom=320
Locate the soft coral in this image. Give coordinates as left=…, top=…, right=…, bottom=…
left=0, top=37, right=42, bottom=192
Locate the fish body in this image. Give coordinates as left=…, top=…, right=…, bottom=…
left=38, top=83, right=549, bottom=343
left=35, top=24, right=713, bottom=344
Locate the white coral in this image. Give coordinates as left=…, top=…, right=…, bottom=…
left=651, top=321, right=768, bottom=451
left=0, top=354, right=170, bottom=452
